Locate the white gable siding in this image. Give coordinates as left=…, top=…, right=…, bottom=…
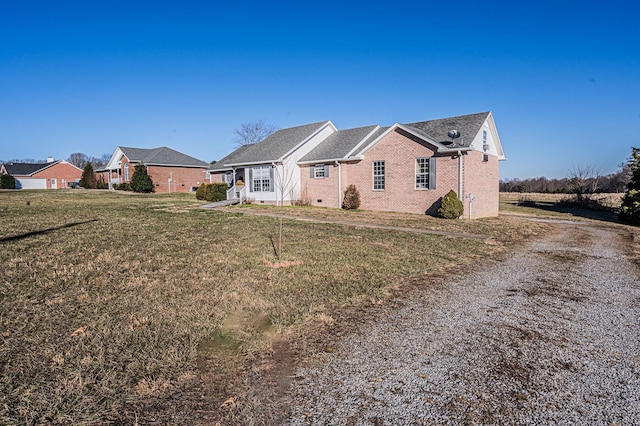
left=246, top=124, right=337, bottom=204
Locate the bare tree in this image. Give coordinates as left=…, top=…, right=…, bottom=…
left=233, top=120, right=278, bottom=147
left=568, top=165, right=600, bottom=204
left=68, top=152, right=89, bottom=168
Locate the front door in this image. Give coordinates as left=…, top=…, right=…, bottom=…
left=50, top=178, right=57, bottom=189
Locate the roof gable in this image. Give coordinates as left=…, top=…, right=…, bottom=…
left=404, top=111, right=490, bottom=148
left=2, top=161, right=61, bottom=176
left=116, top=146, right=209, bottom=168
left=299, top=125, right=379, bottom=163
left=213, top=121, right=332, bottom=168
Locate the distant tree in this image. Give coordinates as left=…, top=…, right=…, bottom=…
left=79, top=163, right=97, bottom=189
left=518, top=182, right=526, bottom=193
left=130, top=164, right=154, bottom=193
left=568, top=165, right=600, bottom=204
left=620, top=147, right=640, bottom=225
left=68, top=153, right=89, bottom=168
left=210, top=160, right=217, bottom=165
left=68, top=152, right=110, bottom=169
left=0, top=173, right=16, bottom=189
left=233, top=120, right=278, bottom=147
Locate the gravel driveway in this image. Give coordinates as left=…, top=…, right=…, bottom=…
left=285, top=220, right=640, bottom=425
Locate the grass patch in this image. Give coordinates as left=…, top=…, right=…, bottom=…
left=0, top=190, right=550, bottom=424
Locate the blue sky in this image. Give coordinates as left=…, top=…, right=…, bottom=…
left=1, top=1, right=638, bottom=179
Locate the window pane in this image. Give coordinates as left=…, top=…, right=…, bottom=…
left=252, top=166, right=272, bottom=192
left=415, top=158, right=429, bottom=189
left=373, top=161, right=385, bottom=190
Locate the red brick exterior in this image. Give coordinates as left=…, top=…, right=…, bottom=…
left=97, top=155, right=208, bottom=193
left=461, top=150, right=500, bottom=218
left=299, top=128, right=500, bottom=218
left=146, top=165, right=208, bottom=193
left=19, top=162, right=82, bottom=189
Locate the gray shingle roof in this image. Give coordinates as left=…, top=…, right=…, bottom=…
left=404, top=112, right=490, bottom=147
left=300, top=125, right=379, bottom=163
left=210, top=112, right=495, bottom=169
left=3, top=161, right=59, bottom=176
left=119, top=146, right=209, bottom=168
left=210, top=121, right=330, bottom=169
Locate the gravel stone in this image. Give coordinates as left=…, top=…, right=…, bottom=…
left=285, top=221, right=640, bottom=425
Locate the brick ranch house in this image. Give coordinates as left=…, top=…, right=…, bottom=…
left=209, top=112, right=506, bottom=219
left=97, top=146, right=210, bottom=193
left=1, top=158, right=82, bottom=189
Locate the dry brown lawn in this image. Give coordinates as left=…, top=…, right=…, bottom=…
left=0, top=190, right=551, bottom=424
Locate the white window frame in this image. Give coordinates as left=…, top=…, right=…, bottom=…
left=372, top=160, right=385, bottom=190
left=252, top=166, right=272, bottom=192
left=415, top=158, right=430, bottom=189
left=314, top=164, right=325, bottom=178
left=124, top=163, right=130, bottom=181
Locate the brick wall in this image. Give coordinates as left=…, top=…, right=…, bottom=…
left=300, top=164, right=341, bottom=208
left=32, top=162, right=82, bottom=189
left=147, top=166, right=208, bottom=193
left=462, top=150, right=500, bottom=218
left=342, top=128, right=461, bottom=215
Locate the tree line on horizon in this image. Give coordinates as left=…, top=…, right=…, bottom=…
left=500, top=164, right=631, bottom=194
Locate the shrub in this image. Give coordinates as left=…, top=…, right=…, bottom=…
left=195, top=183, right=206, bottom=200
left=130, top=164, right=154, bottom=193
left=80, top=163, right=97, bottom=189
left=195, top=183, right=228, bottom=202
left=342, top=184, right=361, bottom=210
left=620, top=147, right=640, bottom=225
left=438, top=190, right=464, bottom=219
left=0, top=173, right=16, bottom=189
left=114, top=182, right=132, bottom=191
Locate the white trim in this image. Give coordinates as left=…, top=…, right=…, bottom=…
left=343, top=125, right=382, bottom=158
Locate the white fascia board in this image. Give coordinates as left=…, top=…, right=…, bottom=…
left=60, top=160, right=83, bottom=172
left=32, top=160, right=62, bottom=175
left=486, top=112, right=507, bottom=160
left=224, top=160, right=276, bottom=168
left=105, top=147, right=125, bottom=170
left=280, top=121, right=336, bottom=160
left=297, top=157, right=345, bottom=165
left=355, top=123, right=451, bottom=156
left=144, top=163, right=209, bottom=168
left=350, top=125, right=396, bottom=157
left=344, top=125, right=382, bottom=158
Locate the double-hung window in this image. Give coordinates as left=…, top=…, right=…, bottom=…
left=124, top=163, right=130, bottom=181
left=415, top=158, right=430, bottom=189
left=314, top=164, right=326, bottom=178
left=251, top=166, right=272, bottom=192
left=373, top=161, right=385, bottom=190
left=415, top=157, right=436, bottom=190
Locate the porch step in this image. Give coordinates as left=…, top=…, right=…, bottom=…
left=200, top=198, right=241, bottom=209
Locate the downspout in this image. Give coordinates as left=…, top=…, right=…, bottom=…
left=457, top=150, right=463, bottom=202
left=335, top=160, right=342, bottom=208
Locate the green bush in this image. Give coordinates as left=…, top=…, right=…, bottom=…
left=342, top=184, right=361, bottom=210
left=438, top=190, right=464, bottom=219
left=0, top=173, right=16, bottom=189
left=130, top=164, right=154, bottom=193
left=196, top=183, right=228, bottom=202
left=195, top=183, right=206, bottom=200
left=114, top=183, right=132, bottom=191
left=80, top=163, right=97, bottom=189
left=620, top=147, right=640, bottom=225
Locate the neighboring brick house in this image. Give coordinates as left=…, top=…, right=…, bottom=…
left=1, top=158, right=82, bottom=189
left=209, top=112, right=505, bottom=218
left=98, top=146, right=210, bottom=193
